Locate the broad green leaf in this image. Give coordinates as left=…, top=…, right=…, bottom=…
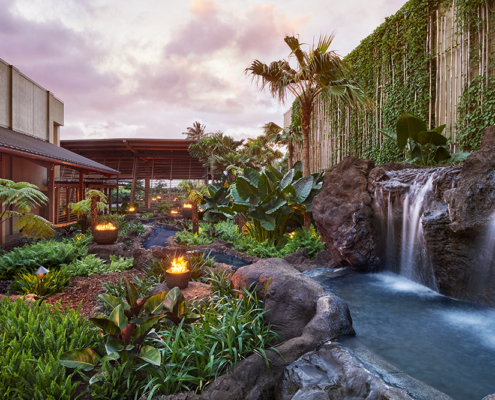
left=144, top=291, right=169, bottom=314
left=89, top=317, right=121, bottom=335
left=163, top=287, right=186, bottom=315
left=105, top=337, right=124, bottom=355
left=102, top=352, right=120, bottom=362
left=258, top=174, right=270, bottom=199
left=131, top=315, right=163, bottom=339
left=243, top=168, right=261, bottom=187
left=98, top=294, right=130, bottom=310
left=418, top=131, right=448, bottom=146
left=448, top=152, right=470, bottom=163
left=89, top=372, right=107, bottom=385
left=432, top=124, right=446, bottom=134
left=124, top=277, right=139, bottom=307
left=293, top=175, right=314, bottom=202
left=434, top=146, right=451, bottom=163
left=236, top=177, right=257, bottom=201
left=218, top=206, right=235, bottom=215
left=281, top=184, right=297, bottom=200
left=138, top=345, right=161, bottom=366
left=109, top=305, right=128, bottom=332
left=60, top=348, right=101, bottom=371
left=229, top=204, right=251, bottom=213
left=230, top=187, right=250, bottom=205
left=266, top=165, right=283, bottom=181
left=396, top=112, right=426, bottom=150
left=265, top=199, right=286, bottom=214
left=251, top=210, right=275, bottom=231
left=293, top=170, right=303, bottom=181
left=292, top=160, right=303, bottom=172
left=378, top=128, right=398, bottom=142
left=280, top=170, right=295, bottom=189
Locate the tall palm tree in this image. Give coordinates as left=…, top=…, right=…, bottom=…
left=182, top=121, right=208, bottom=140
left=246, top=34, right=369, bottom=227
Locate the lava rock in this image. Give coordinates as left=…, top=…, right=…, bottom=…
left=283, top=248, right=309, bottom=265
left=276, top=342, right=416, bottom=400
left=87, top=243, right=126, bottom=262
left=313, top=156, right=379, bottom=271
left=232, top=258, right=326, bottom=341
left=483, top=395, right=495, bottom=400
left=132, top=247, right=153, bottom=270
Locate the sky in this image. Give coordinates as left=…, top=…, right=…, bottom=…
left=0, top=0, right=406, bottom=141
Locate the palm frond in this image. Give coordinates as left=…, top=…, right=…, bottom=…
left=284, top=36, right=308, bottom=67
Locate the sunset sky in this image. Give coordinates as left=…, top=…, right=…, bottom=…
left=0, top=0, right=405, bottom=141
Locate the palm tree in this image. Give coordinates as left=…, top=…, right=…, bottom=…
left=246, top=34, right=369, bottom=227
left=182, top=121, right=208, bottom=140
left=263, top=121, right=302, bottom=170
left=68, top=190, right=108, bottom=233
left=177, top=181, right=203, bottom=234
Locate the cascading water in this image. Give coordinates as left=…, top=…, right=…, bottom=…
left=372, top=166, right=462, bottom=289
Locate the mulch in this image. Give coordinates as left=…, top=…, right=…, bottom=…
left=44, top=268, right=144, bottom=317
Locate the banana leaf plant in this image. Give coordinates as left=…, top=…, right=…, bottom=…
left=201, top=184, right=232, bottom=223
left=221, top=161, right=323, bottom=243
left=59, top=278, right=198, bottom=376
left=379, top=112, right=470, bottom=166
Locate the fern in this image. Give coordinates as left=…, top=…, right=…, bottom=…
left=0, top=179, right=48, bottom=213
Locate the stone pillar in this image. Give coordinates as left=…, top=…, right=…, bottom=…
left=144, top=178, right=151, bottom=209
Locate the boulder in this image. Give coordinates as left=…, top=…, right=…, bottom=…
left=313, top=156, right=379, bottom=271
left=232, top=258, right=329, bottom=342
left=132, top=248, right=153, bottom=270
left=87, top=243, right=126, bottom=262
left=276, top=342, right=417, bottom=400
left=483, top=395, right=495, bottom=400
left=283, top=248, right=309, bottom=265
left=284, top=250, right=337, bottom=273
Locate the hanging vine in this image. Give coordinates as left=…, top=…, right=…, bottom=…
left=297, top=0, right=495, bottom=167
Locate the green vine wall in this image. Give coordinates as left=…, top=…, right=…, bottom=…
left=299, top=0, right=495, bottom=167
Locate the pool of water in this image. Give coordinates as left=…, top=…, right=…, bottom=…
left=143, top=227, right=177, bottom=249
left=307, top=269, right=495, bottom=400
left=207, top=251, right=252, bottom=269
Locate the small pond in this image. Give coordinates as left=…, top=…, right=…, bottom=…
left=307, top=269, right=495, bottom=400
left=206, top=251, right=251, bottom=270
left=143, top=227, right=177, bottom=249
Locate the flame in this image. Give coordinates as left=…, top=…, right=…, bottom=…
left=152, top=198, right=157, bottom=201
left=129, top=207, right=135, bottom=212
left=157, top=195, right=162, bottom=199
left=167, top=256, right=189, bottom=274
left=183, top=204, right=192, bottom=209
left=171, top=210, right=178, bottom=214
left=95, top=223, right=117, bottom=231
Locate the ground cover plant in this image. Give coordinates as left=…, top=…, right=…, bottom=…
left=0, top=297, right=102, bottom=400
left=10, top=268, right=72, bottom=296
left=62, top=254, right=134, bottom=277
left=99, top=214, right=145, bottom=237
left=0, top=236, right=90, bottom=279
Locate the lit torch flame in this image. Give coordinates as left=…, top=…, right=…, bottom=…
left=183, top=204, right=192, bottom=209
left=171, top=210, right=178, bottom=214
left=129, top=207, right=135, bottom=212
left=95, top=223, right=117, bottom=231
left=167, top=256, right=189, bottom=274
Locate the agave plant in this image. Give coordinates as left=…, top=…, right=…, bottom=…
left=222, top=161, right=323, bottom=242
left=59, top=278, right=198, bottom=374
left=379, top=112, right=470, bottom=166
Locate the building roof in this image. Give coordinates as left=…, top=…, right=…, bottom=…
left=60, top=138, right=207, bottom=180
left=0, top=127, right=120, bottom=176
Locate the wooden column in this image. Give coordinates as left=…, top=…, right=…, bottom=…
left=78, top=171, right=84, bottom=201
left=0, top=155, right=5, bottom=244
left=108, top=188, right=113, bottom=213
left=130, top=176, right=137, bottom=204
left=66, top=188, right=71, bottom=223
left=47, top=167, right=55, bottom=223
left=116, top=176, right=120, bottom=214
left=55, top=187, right=60, bottom=224
left=144, top=178, right=151, bottom=208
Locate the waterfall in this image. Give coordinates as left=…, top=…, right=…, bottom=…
left=372, top=166, right=462, bottom=289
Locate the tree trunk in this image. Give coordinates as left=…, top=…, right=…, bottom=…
left=80, top=214, right=88, bottom=234
left=288, top=143, right=294, bottom=170
left=301, top=103, right=312, bottom=229
left=192, top=202, right=199, bottom=234
left=91, top=196, right=100, bottom=231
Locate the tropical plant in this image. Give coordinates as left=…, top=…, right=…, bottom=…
left=177, top=180, right=204, bottom=234
left=10, top=268, right=71, bottom=297
left=62, top=254, right=134, bottom=277
left=264, top=115, right=302, bottom=170
left=0, top=179, right=55, bottom=239
left=378, top=112, right=470, bottom=166
left=282, top=225, right=324, bottom=258
left=69, top=190, right=108, bottom=233
left=246, top=34, right=369, bottom=227
left=99, top=214, right=145, bottom=237
left=0, top=237, right=89, bottom=279
left=175, top=230, right=214, bottom=246
left=186, top=251, right=216, bottom=281
left=201, top=184, right=232, bottom=223
left=222, top=161, right=323, bottom=243
left=142, top=212, right=154, bottom=219
left=0, top=297, right=102, bottom=400
left=182, top=121, right=208, bottom=140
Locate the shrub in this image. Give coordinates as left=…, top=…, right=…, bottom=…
left=175, top=230, right=213, bottom=246
left=10, top=269, right=71, bottom=296
left=214, top=220, right=242, bottom=243
left=281, top=226, right=325, bottom=259
left=0, top=237, right=88, bottom=279
left=62, top=254, right=134, bottom=277
left=0, top=297, right=102, bottom=400
left=187, top=251, right=216, bottom=281
left=99, top=214, right=145, bottom=237
left=142, top=212, right=154, bottom=219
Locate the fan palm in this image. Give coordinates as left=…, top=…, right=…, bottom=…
left=263, top=121, right=302, bottom=170
left=182, top=121, right=208, bottom=140
left=246, top=34, right=369, bottom=227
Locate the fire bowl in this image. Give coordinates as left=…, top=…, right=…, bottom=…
left=166, top=270, right=191, bottom=289
left=93, top=227, right=118, bottom=245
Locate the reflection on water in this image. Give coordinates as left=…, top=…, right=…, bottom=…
left=307, top=269, right=495, bottom=400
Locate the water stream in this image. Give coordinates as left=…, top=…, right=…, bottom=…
left=308, top=268, right=495, bottom=400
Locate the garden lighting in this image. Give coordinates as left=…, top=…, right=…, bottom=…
left=183, top=203, right=192, bottom=209
left=157, top=195, right=162, bottom=199
left=166, top=256, right=190, bottom=289
left=35, top=266, right=49, bottom=296
left=152, top=197, right=157, bottom=201
left=129, top=207, right=136, bottom=212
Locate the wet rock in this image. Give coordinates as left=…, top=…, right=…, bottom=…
left=87, top=243, right=126, bottom=262
left=283, top=248, right=309, bottom=265
left=482, top=394, right=495, bottom=400
left=313, top=156, right=379, bottom=271
left=276, top=342, right=416, bottom=400
left=232, top=258, right=332, bottom=342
